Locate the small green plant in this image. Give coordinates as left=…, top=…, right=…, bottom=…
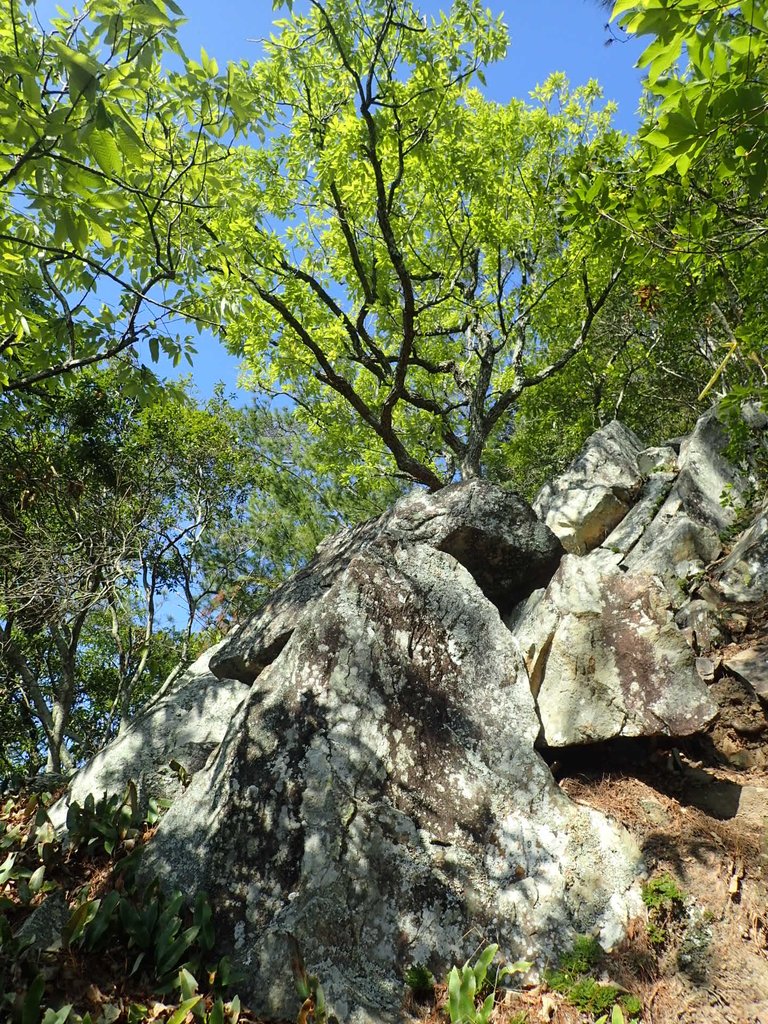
left=405, top=962, right=435, bottom=1001
left=446, top=944, right=531, bottom=1024
left=596, top=1007, right=628, bottom=1024
left=288, top=934, right=339, bottom=1024
left=642, top=874, right=684, bottom=911
left=62, top=882, right=235, bottom=995
left=0, top=783, right=244, bottom=1022
left=544, top=936, right=642, bottom=1022
left=642, top=873, right=685, bottom=948
left=65, top=782, right=142, bottom=856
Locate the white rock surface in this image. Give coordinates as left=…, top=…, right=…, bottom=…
left=618, top=409, right=750, bottom=594
left=49, top=643, right=250, bottom=828
left=712, top=496, right=768, bottom=603
left=723, top=644, right=768, bottom=701
left=673, top=407, right=749, bottom=532
left=508, top=550, right=718, bottom=747
left=144, top=544, right=643, bottom=1023
left=533, top=421, right=645, bottom=555
left=601, top=472, right=676, bottom=557
left=638, top=446, right=678, bottom=476
left=211, top=481, right=562, bottom=683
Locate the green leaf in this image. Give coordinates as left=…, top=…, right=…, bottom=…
left=63, top=899, right=100, bottom=948
left=156, top=924, right=201, bottom=975
left=208, top=999, right=225, bottom=1024
left=611, top=0, right=639, bottom=20
left=128, top=3, right=174, bottom=28
left=178, top=967, right=199, bottom=1000
left=90, top=131, right=122, bottom=176
left=472, top=943, right=498, bottom=988
left=499, top=960, right=533, bottom=978
left=113, top=116, right=144, bottom=167
left=727, top=35, right=757, bottom=57
left=28, top=864, right=46, bottom=893
left=83, top=890, right=120, bottom=949
left=447, top=966, right=463, bottom=1022
left=166, top=997, right=203, bottom=1024
left=477, top=991, right=495, bottom=1024
left=201, top=47, right=219, bottom=76
left=41, top=1007, right=73, bottom=1024
left=0, top=852, right=17, bottom=884
left=675, top=151, right=691, bottom=176
left=648, top=148, right=679, bottom=176
left=47, top=40, right=103, bottom=103
left=193, top=891, right=215, bottom=950
left=22, top=974, right=46, bottom=1024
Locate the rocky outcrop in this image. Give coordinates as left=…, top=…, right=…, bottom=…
left=49, top=643, right=250, bottom=828
left=508, top=549, right=717, bottom=747
left=619, top=409, right=748, bottom=590
left=144, top=543, right=642, bottom=1022
left=533, top=421, right=645, bottom=554
left=52, top=403, right=767, bottom=1024
left=210, top=481, right=562, bottom=682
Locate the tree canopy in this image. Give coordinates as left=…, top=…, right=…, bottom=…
left=603, top=0, right=768, bottom=414
left=195, top=0, right=630, bottom=487
left=0, top=0, right=235, bottom=413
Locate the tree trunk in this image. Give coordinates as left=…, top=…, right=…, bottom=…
left=47, top=701, right=67, bottom=773
left=457, top=432, right=486, bottom=481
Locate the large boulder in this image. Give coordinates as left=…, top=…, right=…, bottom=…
left=144, top=543, right=642, bottom=1023
left=49, top=643, right=250, bottom=829
left=210, top=481, right=562, bottom=683
left=533, top=421, right=645, bottom=555
left=507, top=549, right=718, bottom=747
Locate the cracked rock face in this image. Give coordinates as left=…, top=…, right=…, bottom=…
left=712, top=495, right=768, bottom=604
left=533, top=421, right=646, bottom=555
left=209, top=480, right=562, bottom=683
left=143, top=543, right=642, bottom=1023
left=619, top=409, right=749, bottom=591
left=508, top=549, right=718, bottom=747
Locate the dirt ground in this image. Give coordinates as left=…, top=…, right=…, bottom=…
left=557, top=748, right=768, bottom=1024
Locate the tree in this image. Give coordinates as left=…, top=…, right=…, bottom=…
left=484, top=271, right=721, bottom=496
left=0, top=374, right=259, bottom=773
left=602, top=0, right=768, bottom=411
left=0, top=0, right=236, bottom=411
left=204, top=401, right=405, bottom=622
left=195, top=0, right=628, bottom=488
